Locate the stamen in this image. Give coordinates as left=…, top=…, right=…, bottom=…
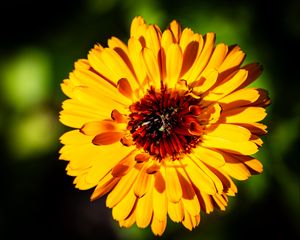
left=128, top=87, right=204, bottom=160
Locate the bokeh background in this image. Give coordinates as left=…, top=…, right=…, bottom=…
left=1, top=0, right=299, bottom=239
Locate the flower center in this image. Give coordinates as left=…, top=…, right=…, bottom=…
left=127, top=87, right=204, bottom=160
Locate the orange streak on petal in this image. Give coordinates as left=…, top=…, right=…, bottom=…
left=117, top=78, right=133, bottom=99
left=90, top=173, right=119, bottom=201
left=80, top=120, right=119, bottom=136
left=111, top=109, right=128, bottom=123
left=92, top=132, right=124, bottom=145
left=111, top=151, right=136, bottom=177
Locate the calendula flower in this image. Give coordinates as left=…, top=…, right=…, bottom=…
left=59, top=16, right=270, bottom=235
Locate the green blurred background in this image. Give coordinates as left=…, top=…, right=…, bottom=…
left=1, top=0, right=299, bottom=239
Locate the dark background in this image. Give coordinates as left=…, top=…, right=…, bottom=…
left=1, top=0, right=299, bottom=239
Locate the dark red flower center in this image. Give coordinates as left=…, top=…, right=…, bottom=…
left=127, top=87, right=204, bottom=160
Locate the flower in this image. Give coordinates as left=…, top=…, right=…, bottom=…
left=59, top=16, right=270, bottom=236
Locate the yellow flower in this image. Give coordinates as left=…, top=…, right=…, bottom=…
left=59, top=16, right=270, bottom=235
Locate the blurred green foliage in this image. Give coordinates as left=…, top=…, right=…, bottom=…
left=1, top=0, right=299, bottom=239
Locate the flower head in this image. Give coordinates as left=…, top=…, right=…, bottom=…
left=59, top=16, right=270, bottom=235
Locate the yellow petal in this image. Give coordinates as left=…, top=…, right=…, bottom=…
left=181, top=41, right=200, bottom=76
left=191, top=68, right=218, bottom=94
left=218, top=45, right=245, bottom=73
left=203, top=69, right=248, bottom=102
left=219, top=88, right=260, bottom=111
left=244, top=158, right=263, bottom=174
left=222, top=107, right=267, bottom=123
left=221, top=152, right=251, bottom=180
left=72, top=68, right=131, bottom=105
left=106, top=167, right=139, bottom=208
left=209, top=167, right=238, bottom=196
left=60, top=79, right=74, bottom=98
left=212, top=194, right=228, bottom=210
left=60, top=130, right=93, bottom=145
left=90, top=173, right=119, bottom=201
left=202, top=135, right=258, bottom=155
left=84, top=144, right=135, bottom=186
left=205, top=123, right=251, bottom=142
left=119, top=209, right=136, bottom=228
left=108, top=37, right=128, bottom=54
left=65, top=143, right=134, bottom=189
left=165, top=43, right=182, bottom=88
left=176, top=167, right=200, bottom=216
left=182, top=208, right=201, bottom=230
left=87, top=47, right=119, bottom=83
left=233, top=154, right=263, bottom=174
left=59, top=144, right=94, bottom=170
left=169, top=20, right=182, bottom=42
left=145, top=25, right=162, bottom=57
left=72, top=85, right=125, bottom=113
left=191, top=146, right=225, bottom=167
left=60, top=139, right=114, bottom=168
left=128, top=38, right=147, bottom=85
left=194, top=189, right=214, bottom=214
left=60, top=99, right=108, bottom=128
left=180, top=157, right=216, bottom=195
left=112, top=188, right=137, bottom=221
left=141, top=47, right=161, bottom=89
left=74, top=58, right=90, bottom=69
left=179, top=28, right=196, bottom=50
left=189, top=155, right=224, bottom=194
left=167, top=200, right=184, bottom=222
left=239, top=122, right=268, bottom=135
left=130, top=16, right=146, bottom=37
left=135, top=181, right=153, bottom=228
left=161, top=29, right=175, bottom=52
left=182, top=32, right=215, bottom=83
left=100, top=48, right=138, bottom=88
left=72, top=172, right=96, bottom=190
left=204, top=43, right=228, bottom=71
left=151, top=216, right=167, bottom=236
left=164, top=163, right=182, bottom=203
left=134, top=165, right=153, bottom=197
left=222, top=164, right=251, bottom=180
left=153, top=170, right=168, bottom=221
